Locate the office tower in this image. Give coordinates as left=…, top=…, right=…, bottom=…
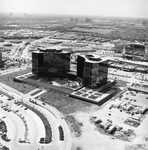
left=77, top=54, right=108, bottom=87
left=32, top=49, right=70, bottom=77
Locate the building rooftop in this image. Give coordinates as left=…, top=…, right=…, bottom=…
left=33, top=48, right=70, bottom=54
left=79, top=54, right=108, bottom=63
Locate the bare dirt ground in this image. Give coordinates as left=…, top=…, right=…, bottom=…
left=70, top=100, right=148, bottom=150
left=125, top=144, right=148, bottom=150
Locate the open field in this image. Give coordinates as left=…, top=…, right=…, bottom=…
left=39, top=91, right=94, bottom=114
left=72, top=27, right=112, bottom=34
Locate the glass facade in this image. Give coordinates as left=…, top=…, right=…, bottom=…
left=32, top=51, right=70, bottom=77
left=32, top=52, right=44, bottom=74
left=77, top=55, right=108, bottom=87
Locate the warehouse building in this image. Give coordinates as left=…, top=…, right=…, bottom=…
left=123, top=43, right=148, bottom=61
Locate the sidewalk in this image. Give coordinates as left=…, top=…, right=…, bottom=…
left=0, top=82, right=23, bottom=99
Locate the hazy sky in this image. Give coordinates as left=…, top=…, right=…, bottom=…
left=0, top=0, right=148, bottom=18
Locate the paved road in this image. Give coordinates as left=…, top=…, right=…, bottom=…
left=0, top=65, right=30, bottom=76
left=108, top=68, right=148, bottom=84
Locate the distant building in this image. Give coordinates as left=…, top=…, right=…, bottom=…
left=70, top=18, right=74, bottom=21
left=0, top=52, right=4, bottom=68
left=0, top=38, right=4, bottom=42
left=85, top=18, right=92, bottom=23
left=140, top=20, right=148, bottom=26
left=77, top=54, right=108, bottom=87
left=74, top=18, right=79, bottom=22
left=123, top=43, right=148, bottom=61
left=0, top=52, right=2, bottom=63
left=32, top=49, right=70, bottom=77
left=3, top=43, right=12, bottom=47
left=69, top=18, right=79, bottom=22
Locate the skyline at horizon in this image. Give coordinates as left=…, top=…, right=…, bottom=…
left=0, top=0, right=148, bottom=18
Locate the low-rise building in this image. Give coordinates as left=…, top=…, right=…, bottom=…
left=107, top=125, right=116, bottom=133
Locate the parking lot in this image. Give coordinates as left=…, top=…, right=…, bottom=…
left=0, top=92, right=71, bottom=150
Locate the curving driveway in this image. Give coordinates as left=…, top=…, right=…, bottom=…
left=0, top=82, right=72, bottom=150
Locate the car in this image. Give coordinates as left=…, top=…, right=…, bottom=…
left=39, top=138, right=45, bottom=143
left=14, top=110, right=19, bottom=113
left=1, top=134, right=11, bottom=142
left=119, top=95, right=123, bottom=98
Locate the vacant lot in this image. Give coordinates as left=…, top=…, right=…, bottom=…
left=40, top=91, right=94, bottom=114
left=125, top=144, right=148, bottom=150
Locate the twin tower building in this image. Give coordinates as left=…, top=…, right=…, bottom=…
left=32, top=49, right=108, bottom=87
